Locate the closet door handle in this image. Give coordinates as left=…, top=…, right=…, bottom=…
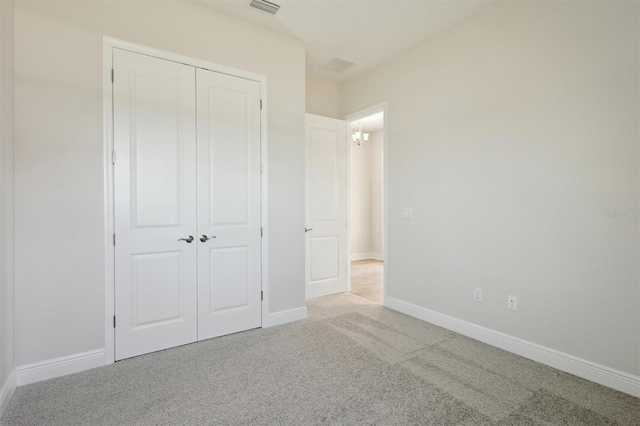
left=200, top=235, right=217, bottom=242
left=178, top=235, right=194, bottom=244
left=305, top=228, right=313, bottom=233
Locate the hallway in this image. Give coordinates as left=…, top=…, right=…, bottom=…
left=349, top=259, right=383, bottom=304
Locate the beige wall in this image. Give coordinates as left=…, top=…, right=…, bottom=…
left=306, top=75, right=341, bottom=119
left=0, top=0, right=15, bottom=391
left=350, top=130, right=383, bottom=259
left=14, top=0, right=306, bottom=366
left=343, top=1, right=640, bottom=375
left=350, top=139, right=371, bottom=256
left=369, top=130, right=383, bottom=256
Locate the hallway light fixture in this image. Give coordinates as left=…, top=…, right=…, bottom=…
left=352, top=122, right=369, bottom=146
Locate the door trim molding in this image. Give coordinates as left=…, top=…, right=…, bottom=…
left=344, top=102, right=389, bottom=302
left=102, top=37, right=269, bottom=365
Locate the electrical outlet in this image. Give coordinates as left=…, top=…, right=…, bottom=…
left=403, top=208, right=413, bottom=219
left=473, top=288, right=482, bottom=303
left=507, top=295, right=518, bottom=311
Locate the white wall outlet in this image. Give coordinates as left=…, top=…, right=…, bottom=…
left=507, top=295, right=518, bottom=311
left=403, top=208, right=413, bottom=219
left=473, top=288, right=482, bottom=303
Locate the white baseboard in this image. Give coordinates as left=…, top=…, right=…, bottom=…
left=351, top=252, right=383, bottom=261
left=263, top=306, right=308, bottom=328
left=0, top=369, right=16, bottom=417
left=385, top=297, right=640, bottom=398
left=16, top=349, right=105, bottom=386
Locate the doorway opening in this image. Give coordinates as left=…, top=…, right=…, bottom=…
left=347, top=111, right=384, bottom=304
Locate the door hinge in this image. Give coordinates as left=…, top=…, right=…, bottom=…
left=261, top=291, right=263, bottom=301
left=112, top=151, right=116, bottom=165
left=261, top=227, right=263, bottom=237
left=113, top=315, right=116, bottom=328
left=260, top=163, right=263, bottom=174
left=113, top=233, right=116, bottom=246
left=260, top=99, right=263, bottom=110
left=111, top=69, right=114, bottom=83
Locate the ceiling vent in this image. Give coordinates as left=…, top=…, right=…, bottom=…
left=322, top=58, right=355, bottom=73
left=249, top=0, right=281, bottom=15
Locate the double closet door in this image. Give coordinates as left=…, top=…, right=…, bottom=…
left=113, top=49, right=262, bottom=361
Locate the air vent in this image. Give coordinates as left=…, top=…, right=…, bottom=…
left=322, top=58, right=355, bottom=73
left=249, top=0, right=281, bottom=15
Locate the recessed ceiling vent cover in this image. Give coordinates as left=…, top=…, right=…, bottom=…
left=249, top=0, right=281, bottom=15
left=322, top=58, right=355, bottom=73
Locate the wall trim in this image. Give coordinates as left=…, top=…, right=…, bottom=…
left=386, top=297, right=640, bottom=398
left=262, top=306, right=307, bottom=328
left=16, top=349, right=105, bottom=387
left=350, top=252, right=383, bottom=261
left=0, top=369, right=16, bottom=417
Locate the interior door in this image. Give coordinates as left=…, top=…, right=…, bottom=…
left=196, top=68, right=262, bottom=340
left=305, top=114, right=348, bottom=299
left=113, top=49, right=198, bottom=360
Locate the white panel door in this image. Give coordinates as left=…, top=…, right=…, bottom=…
left=196, top=68, right=262, bottom=340
left=305, top=114, right=348, bottom=299
left=114, top=49, right=197, bottom=360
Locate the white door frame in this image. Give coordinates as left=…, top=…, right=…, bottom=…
left=344, top=102, right=389, bottom=306
left=102, top=37, right=269, bottom=365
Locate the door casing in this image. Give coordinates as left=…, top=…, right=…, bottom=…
left=102, top=37, right=270, bottom=365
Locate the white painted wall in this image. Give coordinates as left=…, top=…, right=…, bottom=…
left=343, top=1, right=640, bottom=375
left=350, top=130, right=383, bottom=260
left=305, top=75, right=341, bottom=119
left=0, top=0, right=15, bottom=392
left=14, top=0, right=306, bottom=366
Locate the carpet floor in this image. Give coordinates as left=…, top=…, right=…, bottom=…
left=1, top=293, right=638, bottom=425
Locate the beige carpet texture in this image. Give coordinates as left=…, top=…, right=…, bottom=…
left=1, top=293, right=638, bottom=425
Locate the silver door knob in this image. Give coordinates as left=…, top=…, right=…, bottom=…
left=200, top=235, right=217, bottom=242
left=178, top=235, right=194, bottom=243
left=305, top=228, right=313, bottom=233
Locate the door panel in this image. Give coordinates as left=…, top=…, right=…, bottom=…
left=196, top=68, right=262, bottom=340
left=207, top=88, right=251, bottom=226
left=308, top=127, right=339, bottom=222
left=309, top=236, right=339, bottom=282
left=131, top=251, right=183, bottom=329
left=305, top=114, right=348, bottom=299
left=208, top=246, right=250, bottom=312
left=131, top=73, right=182, bottom=228
left=114, top=49, right=198, bottom=360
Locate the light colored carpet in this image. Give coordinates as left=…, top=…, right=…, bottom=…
left=1, top=293, right=638, bottom=425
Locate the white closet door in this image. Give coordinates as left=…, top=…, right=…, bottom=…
left=196, top=68, right=262, bottom=340
left=114, top=49, right=197, bottom=360
left=305, top=114, right=348, bottom=299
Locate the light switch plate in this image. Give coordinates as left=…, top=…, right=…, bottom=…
left=403, top=208, right=413, bottom=219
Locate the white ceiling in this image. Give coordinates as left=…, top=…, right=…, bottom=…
left=350, top=112, right=384, bottom=133
left=193, top=0, right=491, bottom=83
